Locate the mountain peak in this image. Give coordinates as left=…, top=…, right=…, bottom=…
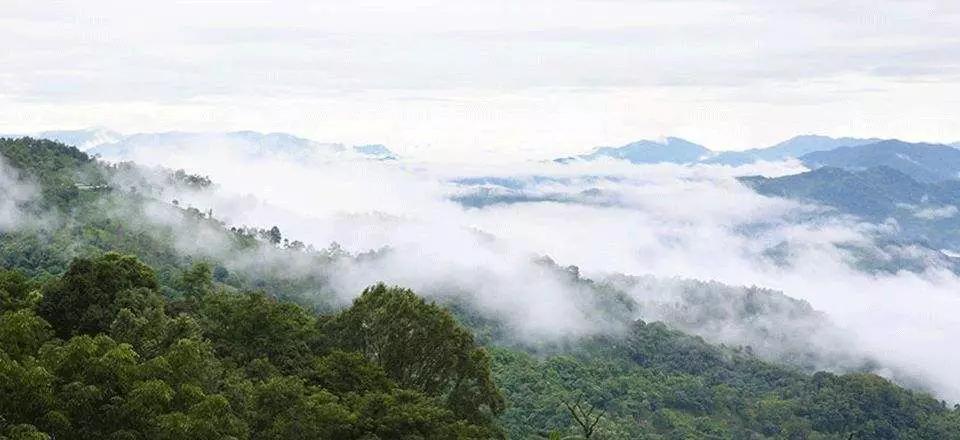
left=577, top=137, right=711, bottom=164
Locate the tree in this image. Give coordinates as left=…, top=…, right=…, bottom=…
left=265, top=226, right=282, bottom=246
left=0, top=352, right=55, bottom=429
left=109, top=287, right=201, bottom=358
left=198, top=291, right=320, bottom=373
left=306, top=350, right=393, bottom=394
left=329, top=284, right=505, bottom=427
left=563, top=395, right=605, bottom=439
left=212, top=265, right=230, bottom=282
left=177, top=261, right=213, bottom=300
left=0, top=310, right=53, bottom=360
left=1, top=424, right=51, bottom=440
left=37, top=253, right=158, bottom=337
left=0, top=269, right=39, bottom=311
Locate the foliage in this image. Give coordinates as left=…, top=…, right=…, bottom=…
left=489, top=321, right=960, bottom=439
left=329, top=284, right=506, bottom=427
left=0, top=254, right=500, bottom=439
left=37, top=253, right=158, bottom=337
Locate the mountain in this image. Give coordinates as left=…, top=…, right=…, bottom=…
left=740, top=166, right=929, bottom=219
left=800, top=139, right=960, bottom=183
left=741, top=166, right=960, bottom=251
left=0, top=138, right=960, bottom=440
left=706, top=135, right=882, bottom=165
left=89, top=130, right=339, bottom=161
left=561, top=135, right=885, bottom=166
left=9, top=128, right=398, bottom=162
left=3, top=137, right=960, bottom=439
left=89, top=130, right=399, bottom=162
left=2, top=127, right=124, bottom=150
left=564, top=137, right=712, bottom=164
left=352, top=143, right=397, bottom=159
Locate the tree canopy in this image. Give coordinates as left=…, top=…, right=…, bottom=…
left=0, top=255, right=503, bottom=439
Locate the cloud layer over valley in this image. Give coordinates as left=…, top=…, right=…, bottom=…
left=88, top=135, right=960, bottom=401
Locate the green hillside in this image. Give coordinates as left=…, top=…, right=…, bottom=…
left=2, top=138, right=959, bottom=439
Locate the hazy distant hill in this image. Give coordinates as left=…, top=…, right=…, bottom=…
left=561, top=137, right=711, bottom=164
left=1, top=127, right=124, bottom=150
left=90, top=131, right=333, bottom=160
left=352, top=144, right=397, bottom=159
left=10, top=128, right=398, bottom=161
left=562, top=135, right=884, bottom=166
left=800, top=139, right=960, bottom=182
left=90, top=130, right=398, bottom=161
left=706, top=135, right=882, bottom=165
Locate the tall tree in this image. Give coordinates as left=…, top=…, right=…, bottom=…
left=329, top=284, right=505, bottom=427
left=37, top=253, right=158, bottom=337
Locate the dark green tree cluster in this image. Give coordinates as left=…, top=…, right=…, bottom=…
left=0, top=254, right=503, bottom=439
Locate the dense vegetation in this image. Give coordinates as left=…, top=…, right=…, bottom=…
left=3, top=137, right=960, bottom=439
left=1, top=256, right=503, bottom=439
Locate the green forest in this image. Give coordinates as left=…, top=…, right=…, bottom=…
left=2, top=137, right=960, bottom=439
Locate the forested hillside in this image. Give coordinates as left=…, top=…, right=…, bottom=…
left=3, top=137, right=960, bottom=439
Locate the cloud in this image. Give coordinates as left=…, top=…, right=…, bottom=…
left=101, top=137, right=960, bottom=401
left=2, top=1, right=960, bottom=159
left=0, top=157, right=39, bottom=231
left=914, top=204, right=958, bottom=220
left=4, top=1, right=958, bottom=96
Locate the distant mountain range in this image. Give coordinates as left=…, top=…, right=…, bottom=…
left=9, top=129, right=960, bottom=179
left=705, top=135, right=883, bottom=165
left=563, top=136, right=960, bottom=181
left=2, top=128, right=397, bottom=161
left=741, top=166, right=960, bottom=252
left=559, top=137, right=712, bottom=164
left=27, top=128, right=125, bottom=150
left=738, top=141, right=960, bottom=245
left=800, top=140, right=960, bottom=183
left=555, top=135, right=960, bottom=257
left=562, top=135, right=885, bottom=166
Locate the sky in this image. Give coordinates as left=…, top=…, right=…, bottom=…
left=2, top=0, right=959, bottom=161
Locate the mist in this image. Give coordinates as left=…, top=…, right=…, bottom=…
left=0, top=156, right=38, bottom=231
left=95, top=136, right=960, bottom=401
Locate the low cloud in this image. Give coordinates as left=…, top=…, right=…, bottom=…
left=0, top=157, right=39, bottom=231
left=99, top=136, right=960, bottom=401
left=914, top=204, right=958, bottom=220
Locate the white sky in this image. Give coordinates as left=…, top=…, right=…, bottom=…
left=1, top=0, right=959, bottom=161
